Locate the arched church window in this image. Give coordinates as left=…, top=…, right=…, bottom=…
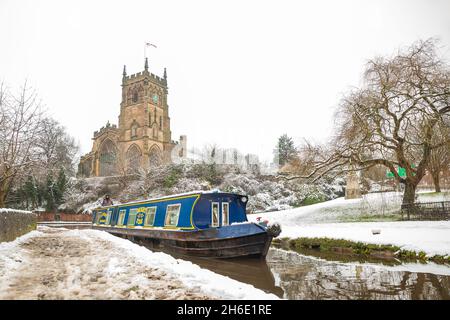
left=132, top=91, right=138, bottom=103
left=149, top=146, right=162, bottom=167
left=159, top=116, right=162, bottom=130
left=99, top=139, right=117, bottom=176
left=126, top=144, right=142, bottom=174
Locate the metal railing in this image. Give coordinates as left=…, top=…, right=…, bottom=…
left=400, top=201, right=450, bottom=220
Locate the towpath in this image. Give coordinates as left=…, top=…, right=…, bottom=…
left=0, top=226, right=211, bottom=299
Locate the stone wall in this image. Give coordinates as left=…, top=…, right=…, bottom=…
left=0, top=208, right=37, bottom=242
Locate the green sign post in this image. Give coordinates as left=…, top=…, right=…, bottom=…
left=386, top=165, right=415, bottom=178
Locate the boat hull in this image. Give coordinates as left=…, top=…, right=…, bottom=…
left=92, top=223, right=272, bottom=259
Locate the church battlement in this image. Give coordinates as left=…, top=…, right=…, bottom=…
left=93, top=122, right=118, bottom=138
left=124, top=72, right=167, bottom=87
left=123, top=59, right=167, bottom=87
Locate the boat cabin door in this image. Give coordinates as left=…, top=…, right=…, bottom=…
left=211, top=202, right=230, bottom=227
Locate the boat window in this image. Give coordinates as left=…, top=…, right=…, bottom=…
left=97, top=211, right=106, bottom=224
left=222, top=202, right=229, bottom=226
left=106, top=209, right=113, bottom=225
left=211, top=202, right=219, bottom=227
left=128, top=208, right=138, bottom=226
left=145, top=206, right=157, bottom=226
left=118, top=210, right=126, bottom=226
left=165, top=204, right=181, bottom=227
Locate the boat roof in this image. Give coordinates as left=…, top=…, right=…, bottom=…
left=96, top=190, right=246, bottom=210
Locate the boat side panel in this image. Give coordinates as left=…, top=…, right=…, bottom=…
left=94, top=194, right=200, bottom=229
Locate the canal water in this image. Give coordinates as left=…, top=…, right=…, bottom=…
left=177, top=248, right=450, bottom=300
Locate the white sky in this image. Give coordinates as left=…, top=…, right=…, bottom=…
left=1, top=0, right=449, bottom=163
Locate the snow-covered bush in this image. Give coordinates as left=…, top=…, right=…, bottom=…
left=63, top=163, right=343, bottom=213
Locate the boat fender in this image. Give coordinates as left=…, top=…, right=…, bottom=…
left=266, top=222, right=281, bottom=238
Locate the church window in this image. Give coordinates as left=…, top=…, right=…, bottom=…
left=99, top=139, right=117, bottom=176
left=126, top=144, right=142, bottom=174
left=159, top=116, right=162, bottom=130
left=149, top=145, right=162, bottom=167
left=132, top=91, right=138, bottom=103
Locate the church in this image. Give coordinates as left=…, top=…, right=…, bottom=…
left=78, top=58, right=186, bottom=177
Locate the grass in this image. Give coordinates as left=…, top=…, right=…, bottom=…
left=301, top=194, right=327, bottom=206
left=338, top=214, right=403, bottom=223
left=417, top=191, right=450, bottom=202
left=272, top=237, right=450, bottom=265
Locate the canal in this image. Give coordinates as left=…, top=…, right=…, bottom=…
left=175, top=248, right=450, bottom=300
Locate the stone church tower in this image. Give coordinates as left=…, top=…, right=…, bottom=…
left=78, top=58, right=184, bottom=177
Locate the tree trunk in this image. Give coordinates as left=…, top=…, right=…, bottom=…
left=402, top=182, right=417, bottom=206
left=0, top=188, right=7, bottom=208
left=431, top=171, right=441, bottom=193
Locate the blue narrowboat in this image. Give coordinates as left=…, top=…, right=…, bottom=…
left=91, top=191, right=280, bottom=259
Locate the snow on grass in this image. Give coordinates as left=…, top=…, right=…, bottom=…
left=276, top=221, right=450, bottom=257
left=64, top=229, right=279, bottom=300
left=249, top=196, right=365, bottom=225
left=249, top=191, right=450, bottom=257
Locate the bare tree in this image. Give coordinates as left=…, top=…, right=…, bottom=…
left=0, top=82, right=44, bottom=207
left=280, top=139, right=326, bottom=176
left=282, top=39, right=450, bottom=205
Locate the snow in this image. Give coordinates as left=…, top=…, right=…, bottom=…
left=88, top=229, right=278, bottom=300
left=0, top=230, right=44, bottom=293
left=0, top=227, right=278, bottom=300
left=230, top=221, right=253, bottom=226
left=38, top=221, right=91, bottom=225
left=68, top=165, right=345, bottom=214
left=0, top=208, right=33, bottom=214
left=249, top=192, right=450, bottom=257
left=273, top=221, right=450, bottom=257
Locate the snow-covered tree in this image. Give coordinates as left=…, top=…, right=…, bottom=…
left=1, top=81, right=79, bottom=209
left=274, top=134, right=297, bottom=167
left=0, top=81, right=44, bottom=207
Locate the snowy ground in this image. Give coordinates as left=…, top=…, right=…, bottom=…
left=249, top=191, right=450, bottom=258
left=270, top=221, right=450, bottom=257
left=0, top=226, right=278, bottom=300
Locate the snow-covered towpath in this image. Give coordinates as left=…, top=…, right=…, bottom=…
left=0, top=227, right=277, bottom=300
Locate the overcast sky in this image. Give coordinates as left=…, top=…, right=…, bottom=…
left=1, top=0, right=449, bottom=163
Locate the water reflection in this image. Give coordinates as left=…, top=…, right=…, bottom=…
left=175, top=248, right=450, bottom=300
left=171, top=253, right=285, bottom=297
left=267, top=249, right=450, bottom=300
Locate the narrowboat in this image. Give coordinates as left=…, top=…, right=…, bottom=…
left=91, top=191, right=281, bottom=259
